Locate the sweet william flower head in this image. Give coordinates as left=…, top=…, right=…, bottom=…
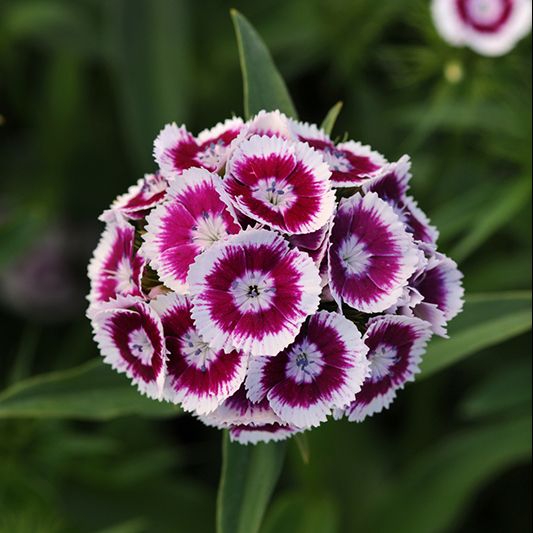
left=87, top=110, right=464, bottom=444
left=432, top=0, right=532, bottom=56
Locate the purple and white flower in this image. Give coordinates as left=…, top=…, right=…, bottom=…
left=154, top=118, right=243, bottom=178
left=102, top=173, right=168, bottom=222
left=87, top=110, right=464, bottom=444
left=199, top=385, right=282, bottom=427
left=342, top=315, right=432, bottom=422
left=89, top=295, right=166, bottom=399
left=188, top=228, right=321, bottom=356
left=246, top=311, right=370, bottom=428
left=224, top=135, right=335, bottom=234
left=409, top=251, right=465, bottom=336
left=328, top=192, right=419, bottom=313
left=432, top=0, right=532, bottom=56
left=290, top=120, right=387, bottom=187
left=151, top=292, right=248, bottom=415
left=142, top=167, right=241, bottom=293
left=88, top=219, right=145, bottom=306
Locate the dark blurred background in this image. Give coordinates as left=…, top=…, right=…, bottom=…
left=0, top=1, right=531, bottom=532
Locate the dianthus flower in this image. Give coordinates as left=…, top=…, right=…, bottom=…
left=432, top=0, right=532, bottom=56
left=88, top=110, right=464, bottom=444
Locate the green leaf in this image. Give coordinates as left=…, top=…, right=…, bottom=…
left=231, top=9, right=297, bottom=120
left=451, top=178, right=532, bottom=263
left=420, top=292, right=532, bottom=380
left=364, top=416, right=532, bottom=533
left=460, top=358, right=532, bottom=419
left=262, top=493, right=339, bottom=533
left=217, top=432, right=286, bottom=533
left=320, top=101, right=343, bottom=136
left=0, top=360, right=180, bottom=420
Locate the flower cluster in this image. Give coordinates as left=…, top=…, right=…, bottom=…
left=432, top=0, right=532, bottom=56
left=87, top=110, right=464, bottom=445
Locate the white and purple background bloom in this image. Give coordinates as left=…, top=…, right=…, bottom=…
left=87, top=110, right=464, bottom=445
left=432, top=0, right=532, bottom=56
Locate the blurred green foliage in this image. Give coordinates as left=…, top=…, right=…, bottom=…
left=0, top=0, right=531, bottom=532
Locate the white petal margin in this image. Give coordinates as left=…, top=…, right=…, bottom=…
left=153, top=122, right=195, bottom=179
left=197, top=388, right=283, bottom=428
left=246, top=311, right=371, bottom=429
left=89, top=295, right=167, bottom=400
left=431, top=0, right=532, bottom=56
left=333, top=140, right=388, bottom=186
left=197, top=116, right=244, bottom=144
left=187, top=228, right=322, bottom=356
left=345, top=315, right=432, bottom=423
left=224, top=134, right=335, bottom=235
left=141, top=167, right=239, bottom=294
left=328, top=192, right=420, bottom=313
left=150, top=292, right=248, bottom=415
left=229, top=424, right=303, bottom=445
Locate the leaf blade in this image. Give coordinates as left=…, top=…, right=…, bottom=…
left=320, top=101, right=343, bottom=136
left=420, top=292, right=532, bottom=379
left=231, top=9, right=297, bottom=120
left=217, top=432, right=286, bottom=533
left=0, top=359, right=180, bottom=420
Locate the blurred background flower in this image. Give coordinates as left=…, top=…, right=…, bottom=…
left=0, top=0, right=531, bottom=532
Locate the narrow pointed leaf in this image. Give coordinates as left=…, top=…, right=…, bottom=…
left=0, top=359, right=180, bottom=420
left=231, top=9, right=297, bottom=120
left=420, top=292, right=532, bottom=379
left=320, top=101, right=343, bottom=136
left=217, top=432, right=286, bottom=533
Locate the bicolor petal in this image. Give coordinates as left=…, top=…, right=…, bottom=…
left=154, top=119, right=243, bottom=178
left=414, top=251, right=465, bottom=325
left=432, top=0, right=532, bottom=56
left=142, top=167, right=241, bottom=293
left=89, top=295, right=166, bottom=399
left=363, top=155, right=412, bottom=202
left=151, top=292, right=248, bottom=415
left=229, top=423, right=301, bottom=445
left=328, top=192, right=419, bottom=313
left=246, top=311, right=370, bottom=428
left=88, top=219, right=145, bottom=306
left=102, top=173, right=168, bottom=222
left=344, top=315, right=432, bottom=422
left=224, top=135, right=335, bottom=234
left=188, top=228, right=322, bottom=356
left=198, top=385, right=282, bottom=427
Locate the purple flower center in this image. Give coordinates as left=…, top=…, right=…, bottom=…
left=128, top=328, right=155, bottom=365
left=286, top=340, right=325, bottom=384
left=456, top=0, right=513, bottom=32
left=230, top=270, right=276, bottom=313
left=191, top=212, right=230, bottom=249
left=181, top=328, right=217, bottom=372
left=253, top=178, right=296, bottom=209
left=323, top=146, right=352, bottom=172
